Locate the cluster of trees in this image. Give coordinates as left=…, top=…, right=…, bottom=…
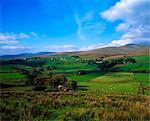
left=1, top=59, right=47, bottom=67
left=24, top=69, right=77, bottom=91
left=95, top=57, right=136, bottom=71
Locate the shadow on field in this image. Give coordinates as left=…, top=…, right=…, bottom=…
left=77, top=85, right=89, bottom=91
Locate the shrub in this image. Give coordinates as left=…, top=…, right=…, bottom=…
left=66, top=80, right=77, bottom=90
left=32, top=85, right=47, bottom=91
left=48, top=74, right=67, bottom=87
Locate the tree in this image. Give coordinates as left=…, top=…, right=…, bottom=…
left=124, top=57, right=136, bottom=63
left=65, top=80, right=77, bottom=90
left=25, top=68, right=42, bottom=85
left=32, top=84, right=47, bottom=91
left=88, top=60, right=96, bottom=65
left=71, top=81, right=77, bottom=90
left=96, top=60, right=110, bottom=71
left=48, top=74, right=67, bottom=87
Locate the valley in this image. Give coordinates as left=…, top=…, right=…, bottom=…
left=0, top=44, right=150, bottom=120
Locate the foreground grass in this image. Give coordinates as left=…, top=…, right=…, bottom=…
left=0, top=91, right=150, bottom=121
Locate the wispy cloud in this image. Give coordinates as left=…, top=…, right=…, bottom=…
left=74, top=11, right=105, bottom=40
left=0, top=40, right=19, bottom=44
left=45, top=43, right=113, bottom=52
left=0, top=33, right=16, bottom=40
left=101, top=0, right=150, bottom=46
left=0, top=45, right=31, bottom=55
left=0, top=32, right=34, bottom=55
left=0, top=32, right=38, bottom=45
left=46, top=44, right=78, bottom=52
left=79, top=43, right=106, bottom=51
left=18, top=33, right=30, bottom=39
left=1, top=45, right=31, bottom=50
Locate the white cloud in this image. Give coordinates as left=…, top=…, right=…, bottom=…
left=74, top=11, right=105, bottom=40
left=111, top=39, right=133, bottom=46
left=0, top=45, right=31, bottom=55
left=30, top=32, right=37, bottom=37
left=0, top=33, right=18, bottom=44
left=46, top=43, right=108, bottom=52
left=101, top=0, right=150, bottom=46
left=46, top=44, right=78, bottom=52
left=0, top=33, right=17, bottom=40
left=116, top=23, right=131, bottom=32
left=79, top=43, right=105, bottom=51
left=0, top=40, right=19, bottom=44
left=0, top=32, right=39, bottom=45
left=0, top=32, right=33, bottom=55
left=1, top=45, right=31, bottom=50
left=19, top=33, right=30, bottom=39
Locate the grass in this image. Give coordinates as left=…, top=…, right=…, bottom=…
left=77, top=72, right=147, bottom=94
left=1, top=91, right=150, bottom=121
left=79, top=81, right=138, bottom=94
left=0, top=55, right=150, bottom=121
left=12, top=65, right=33, bottom=71
left=114, top=55, right=150, bottom=72
left=67, top=72, right=105, bottom=82
left=0, top=66, right=14, bottom=72
left=90, top=72, right=133, bottom=83
left=0, top=86, right=32, bottom=92
left=0, top=73, right=25, bottom=79
left=134, top=73, right=150, bottom=86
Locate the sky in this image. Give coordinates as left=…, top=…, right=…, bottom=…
left=0, top=0, right=150, bottom=55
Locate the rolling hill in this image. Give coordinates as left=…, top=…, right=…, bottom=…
left=78, top=44, right=150, bottom=56
left=0, top=52, right=56, bottom=60
left=0, top=44, right=149, bottom=59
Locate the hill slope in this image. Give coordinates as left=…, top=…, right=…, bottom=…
left=0, top=44, right=149, bottom=59
left=0, top=52, right=56, bottom=60
left=78, top=44, right=150, bottom=56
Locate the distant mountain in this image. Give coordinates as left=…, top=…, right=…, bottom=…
left=77, top=44, right=150, bottom=56
left=34, top=52, right=55, bottom=56
left=0, top=52, right=56, bottom=60
left=128, top=46, right=150, bottom=56
left=0, top=44, right=149, bottom=60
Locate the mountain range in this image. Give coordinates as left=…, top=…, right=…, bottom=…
left=0, top=44, right=149, bottom=59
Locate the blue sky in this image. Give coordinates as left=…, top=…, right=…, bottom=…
left=0, top=0, right=149, bottom=55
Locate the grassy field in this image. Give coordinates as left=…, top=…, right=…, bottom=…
left=113, top=55, right=149, bottom=72
left=0, top=66, right=14, bottom=72
left=134, top=73, right=150, bottom=86
left=77, top=72, right=138, bottom=93
left=67, top=72, right=105, bottom=82
left=76, top=72, right=150, bottom=95
left=0, top=55, right=149, bottom=93
left=0, top=73, right=25, bottom=79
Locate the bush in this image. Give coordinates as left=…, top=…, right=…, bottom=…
left=32, top=85, right=47, bottom=91
left=66, top=80, right=77, bottom=90
left=77, top=70, right=88, bottom=75
left=48, top=74, right=67, bottom=87
left=124, top=57, right=136, bottom=63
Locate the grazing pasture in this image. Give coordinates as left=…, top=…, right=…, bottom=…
left=113, top=55, right=149, bottom=72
